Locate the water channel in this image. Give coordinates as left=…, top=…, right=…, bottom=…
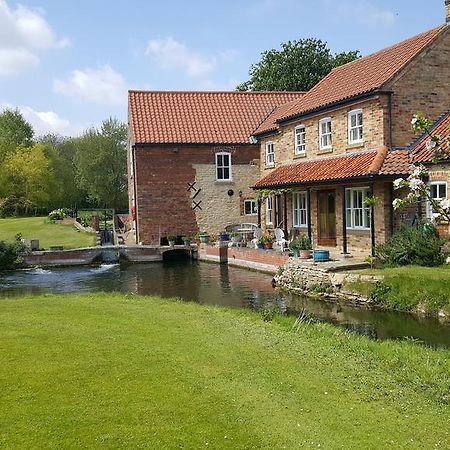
left=1, top=260, right=450, bottom=348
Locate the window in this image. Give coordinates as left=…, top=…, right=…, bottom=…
left=319, top=118, right=332, bottom=150
left=266, top=196, right=273, bottom=225
left=215, top=152, right=232, bottom=181
left=244, top=199, right=257, bottom=216
left=348, top=109, right=363, bottom=144
left=293, top=191, right=308, bottom=227
left=265, top=141, right=274, bottom=166
left=427, top=182, right=447, bottom=218
left=346, top=187, right=371, bottom=229
left=295, top=125, right=306, bottom=155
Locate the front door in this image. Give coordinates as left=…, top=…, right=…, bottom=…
left=317, top=190, right=336, bottom=246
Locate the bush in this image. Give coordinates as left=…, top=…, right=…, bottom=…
left=376, top=224, right=446, bottom=267
left=0, top=240, right=29, bottom=270
left=48, top=208, right=71, bottom=221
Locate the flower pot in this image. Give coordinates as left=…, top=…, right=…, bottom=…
left=291, top=248, right=300, bottom=257
left=199, top=235, right=209, bottom=244
left=256, top=243, right=265, bottom=249
left=264, top=242, right=273, bottom=249
left=219, top=233, right=230, bottom=241
left=299, top=249, right=312, bottom=259
left=182, top=239, right=191, bottom=246
left=168, top=241, right=175, bottom=248
left=313, top=250, right=330, bottom=262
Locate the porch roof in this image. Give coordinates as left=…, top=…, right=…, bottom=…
left=253, top=146, right=411, bottom=189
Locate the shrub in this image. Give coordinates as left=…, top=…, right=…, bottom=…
left=48, top=208, right=71, bottom=221
left=376, top=224, right=446, bottom=267
left=0, top=240, right=29, bottom=270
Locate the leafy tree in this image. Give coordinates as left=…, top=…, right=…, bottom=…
left=73, top=118, right=128, bottom=209
left=236, top=38, right=360, bottom=92
left=0, top=108, right=34, bottom=162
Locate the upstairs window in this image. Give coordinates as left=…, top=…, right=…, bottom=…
left=295, top=125, right=306, bottom=155
left=427, top=182, right=447, bottom=218
left=265, top=141, right=274, bottom=166
left=215, top=152, right=232, bottom=181
left=293, top=191, right=308, bottom=227
left=348, top=109, right=363, bottom=144
left=244, top=199, right=257, bottom=216
left=319, top=118, right=332, bottom=150
left=346, top=187, right=370, bottom=229
left=266, top=196, right=273, bottom=225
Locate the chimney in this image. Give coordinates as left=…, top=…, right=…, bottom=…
left=446, top=0, right=450, bottom=23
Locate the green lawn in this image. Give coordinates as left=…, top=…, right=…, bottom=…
left=0, top=216, right=96, bottom=249
left=357, top=265, right=450, bottom=314
left=1, top=293, right=449, bottom=449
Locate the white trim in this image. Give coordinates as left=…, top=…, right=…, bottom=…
left=345, top=187, right=370, bottom=230
left=348, top=109, right=363, bottom=144
left=319, top=117, right=332, bottom=150
left=266, top=196, right=273, bottom=225
left=294, top=124, right=306, bottom=155
left=427, top=181, right=447, bottom=218
left=244, top=199, right=257, bottom=216
left=292, top=191, right=308, bottom=228
left=215, top=151, right=232, bottom=181
left=265, top=141, right=275, bottom=166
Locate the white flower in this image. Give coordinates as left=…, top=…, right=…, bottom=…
left=411, top=116, right=418, bottom=125
left=409, top=177, right=425, bottom=192
left=440, top=198, right=450, bottom=211
left=393, top=178, right=404, bottom=189
left=392, top=198, right=402, bottom=209
left=426, top=139, right=437, bottom=150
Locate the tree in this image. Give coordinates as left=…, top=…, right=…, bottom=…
left=0, top=108, right=34, bottom=163
left=73, top=118, right=128, bottom=209
left=236, top=38, right=360, bottom=92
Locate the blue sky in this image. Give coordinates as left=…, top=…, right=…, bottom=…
left=0, top=0, right=446, bottom=137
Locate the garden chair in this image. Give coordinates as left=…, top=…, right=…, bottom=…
left=274, top=228, right=288, bottom=251
left=251, top=227, right=263, bottom=248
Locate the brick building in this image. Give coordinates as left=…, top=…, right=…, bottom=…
left=128, top=91, right=303, bottom=244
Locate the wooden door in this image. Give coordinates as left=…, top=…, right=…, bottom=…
left=317, top=190, right=336, bottom=246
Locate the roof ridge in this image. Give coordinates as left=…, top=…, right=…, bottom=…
left=407, top=108, right=450, bottom=150
left=128, top=89, right=306, bottom=95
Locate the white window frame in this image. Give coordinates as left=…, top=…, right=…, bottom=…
left=294, top=125, right=306, bottom=155
left=427, top=181, right=447, bottom=218
left=215, top=151, right=232, bottom=181
left=345, top=187, right=371, bottom=230
left=244, top=199, right=257, bottom=216
left=319, top=117, right=332, bottom=150
left=292, top=191, right=308, bottom=228
left=265, top=141, right=275, bottom=166
left=348, top=109, right=363, bottom=144
left=266, top=196, right=273, bottom=225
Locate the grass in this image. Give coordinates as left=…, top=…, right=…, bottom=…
left=1, top=293, right=450, bottom=449
left=0, top=216, right=96, bottom=250
left=357, top=265, right=450, bottom=313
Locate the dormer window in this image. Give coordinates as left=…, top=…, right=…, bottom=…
left=295, top=125, right=306, bottom=155
left=265, top=141, right=274, bottom=166
left=215, top=152, right=232, bottom=181
left=348, top=109, right=363, bottom=144
left=319, top=118, right=332, bottom=150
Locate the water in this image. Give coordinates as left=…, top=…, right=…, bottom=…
left=1, top=260, right=450, bottom=348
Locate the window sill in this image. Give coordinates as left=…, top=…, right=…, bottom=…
left=293, top=225, right=308, bottom=229
left=215, top=180, right=234, bottom=184
left=318, top=148, right=332, bottom=154
left=346, top=142, right=364, bottom=150
left=347, top=228, right=370, bottom=235
left=294, top=153, right=306, bottom=159
left=265, top=164, right=275, bottom=169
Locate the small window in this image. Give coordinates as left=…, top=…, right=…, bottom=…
left=348, top=109, right=363, bottom=144
left=265, top=142, right=274, bottom=166
left=319, top=118, right=332, bottom=150
left=346, top=187, right=371, bottom=230
left=266, top=196, right=273, bottom=225
left=293, top=191, right=308, bottom=227
left=295, top=125, right=306, bottom=155
left=215, top=152, right=232, bottom=181
left=244, top=199, right=257, bottom=216
left=427, top=182, right=447, bottom=218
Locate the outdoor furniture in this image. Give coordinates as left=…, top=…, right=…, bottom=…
left=274, top=228, right=288, bottom=251
left=251, top=227, right=263, bottom=248
left=225, top=223, right=258, bottom=244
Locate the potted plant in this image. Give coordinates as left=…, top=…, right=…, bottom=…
left=182, top=236, right=192, bottom=246
left=167, top=235, right=177, bottom=247
left=256, top=236, right=265, bottom=249
left=198, top=232, right=209, bottom=244
left=263, top=233, right=274, bottom=249
left=230, top=231, right=242, bottom=244
left=219, top=231, right=230, bottom=241
left=289, top=235, right=312, bottom=258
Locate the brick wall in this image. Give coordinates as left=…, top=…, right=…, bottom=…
left=133, top=144, right=260, bottom=244
left=388, top=27, right=450, bottom=148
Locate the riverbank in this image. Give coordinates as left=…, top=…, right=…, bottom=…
left=1, top=292, right=449, bottom=449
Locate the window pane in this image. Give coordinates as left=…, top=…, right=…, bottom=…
left=217, top=168, right=223, bottom=179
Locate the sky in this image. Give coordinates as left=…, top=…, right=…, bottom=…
left=0, top=0, right=446, bottom=137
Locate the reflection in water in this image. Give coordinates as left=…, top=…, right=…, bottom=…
left=1, top=260, right=450, bottom=348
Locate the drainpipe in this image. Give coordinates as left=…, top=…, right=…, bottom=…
left=257, top=193, right=262, bottom=227
left=389, top=182, right=394, bottom=237
left=342, top=185, right=348, bottom=255
left=307, top=188, right=312, bottom=243
left=132, top=144, right=139, bottom=244
left=370, top=182, right=376, bottom=257
left=387, top=92, right=393, bottom=149
left=283, top=191, right=288, bottom=238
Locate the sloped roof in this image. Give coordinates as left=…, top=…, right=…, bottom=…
left=129, top=90, right=304, bottom=145
left=379, top=150, right=413, bottom=175
left=272, top=26, right=447, bottom=125
left=410, top=110, right=450, bottom=163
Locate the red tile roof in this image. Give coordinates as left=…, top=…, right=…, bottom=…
left=129, top=90, right=304, bottom=145
left=266, top=26, right=447, bottom=127
left=410, top=110, right=450, bottom=163
left=253, top=147, right=413, bottom=189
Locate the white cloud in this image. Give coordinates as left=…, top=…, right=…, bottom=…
left=0, top=0, right=68, bottom=76
left=145, top=37, right=215, bottom=77
left=1, top=102, right=83, bottom=136
left=336, top=1, right=395, bottom=27
left=53, top=65, right=127, bottom=106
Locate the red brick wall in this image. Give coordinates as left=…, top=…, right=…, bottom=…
left=228, top=247, right=289, bottom=267
left=133, top=144, right=259, bottom=244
